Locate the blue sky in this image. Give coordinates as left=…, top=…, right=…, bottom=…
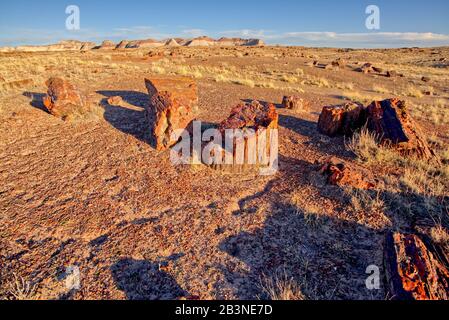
left=1, top=0, right=448, bottom=48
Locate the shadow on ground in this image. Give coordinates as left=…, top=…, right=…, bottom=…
left=96, top=90, right=148, bottom=108
left=23, top=91, right=49, bottom=113
left=111, top=258, right=187, bottom=300
left=97, top=90, right=149, bottom=144
left=218, top=203, right=385, bottom=300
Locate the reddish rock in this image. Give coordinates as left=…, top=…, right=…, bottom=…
left=421, top=76, right=431, bottom=82
left=317, top=102, right=366, bottom=137
left=331, top=58, right=346, bottom=68
left=366, top=98, right=436, bottom=160
left=42, top=77, right=87, bottom=120
left=282, top=96, right=310, bottom=112
left=210, top=100, right=279, bottom=172
left=318, top=156, right=375, bottom=190
left=218, top=100, right=278, bottom=132
left=358, top=63, right=374, bottom=74
left=144, top=77, right=198, bottom=151
left=384, top=232, right=449, bottom=300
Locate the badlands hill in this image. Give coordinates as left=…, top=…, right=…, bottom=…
left=0, top=37, right=265, bottom=52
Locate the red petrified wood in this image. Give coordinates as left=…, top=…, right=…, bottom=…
left=209, top=100, right=278, bottom=172
left=43, top=77, right=87, bottom=120
left=384, top=232, right=449, bottom=300
left=318, top=156, right=375, bottom=190
left=317, top=102, right=366, bottom=136
left=366, top=98, right=436, bottom=160
left=144, top=77, right=197, bottom=151
left=282, top=96, right=311, bottom=112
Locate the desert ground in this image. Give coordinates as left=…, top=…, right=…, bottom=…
left=0, top=45, right=448, bottom=300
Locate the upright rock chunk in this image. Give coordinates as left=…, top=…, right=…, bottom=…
left=384, top=232, right=449, bottom=300
left=210, top=100, right=278, bottom=172
left=218, top=100, right=278, bottom=132
left=366, top=98, right=436, bottom=160
left=144, top=77, right=197, bottom=151
left=43, top=77, right=88, bottom=120
left=282, top=96, right=310, bottom=112
left=317, top=102, right=366, bottom=137
left=331, top=58, right=346, bottom=68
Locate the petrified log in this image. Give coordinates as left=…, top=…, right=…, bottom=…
left=317, top=102, right=366, bottom=137
left=372, top=66, right=384, bottom=73
left=366, top=98, right=436, bottom=160
left=357, top=63, right=374, bottom=74
left=144, top=77, right=197, bottom=151
left=43, top=77, right=87, bottom=120
left=384, top=232, right=449, bottom=300
left=281, top=96, right=310, bottom=112
left=318, top=156, right=375, bottom=190
left=331, top=58, right=346, bottom=68
left=386, top=70, right=397, bottom=78
left=208, top=100, right=278, bottom=173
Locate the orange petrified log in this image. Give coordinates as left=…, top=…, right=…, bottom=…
left=144, top=77, right=198, bottom=151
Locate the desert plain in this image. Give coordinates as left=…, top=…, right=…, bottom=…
left=0, top=42, right=448, bottom=300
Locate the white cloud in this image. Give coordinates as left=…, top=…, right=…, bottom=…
left=281, top=32, right=449, bottom=42
left=255, top=31, right=449, bottom=47
left=181, top=29, right=206, bottom=37
left=219, top=29, right=271, bottom=38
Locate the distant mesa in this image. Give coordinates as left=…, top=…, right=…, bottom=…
left=185, top=36, right=216, bottom=47
left=0, top=40, right=96, bottom=52
left=125, top=39, right=165, bottom=49
left=97, top=40, right=116, bottom=50
left=0, top=36, right=265, bottom=52
left=165, top=38, right=180, bottom=47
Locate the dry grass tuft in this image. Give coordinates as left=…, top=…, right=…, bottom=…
left=346, top=128, right=448, bottom=221
left=403, top=85, right=424, bottom=98
left=341, top=91, right=381, bottom=104
left=346, top=128, right=397, bottom=165
left=411, top=100, right=449, bottom=126
left=372, top=85, right=389, bottom=94
left=430, top=224, right=449, bottom=248
left=260, top=271, right=306, bottom=300
left=5, top=273, right=38, bottom=300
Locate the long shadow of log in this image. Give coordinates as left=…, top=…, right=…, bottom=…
left=22, top=91, right=49, bottom=113
left=96, top=90, right=148, bottom=108
left=97, top=90, right=149, bottom=144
